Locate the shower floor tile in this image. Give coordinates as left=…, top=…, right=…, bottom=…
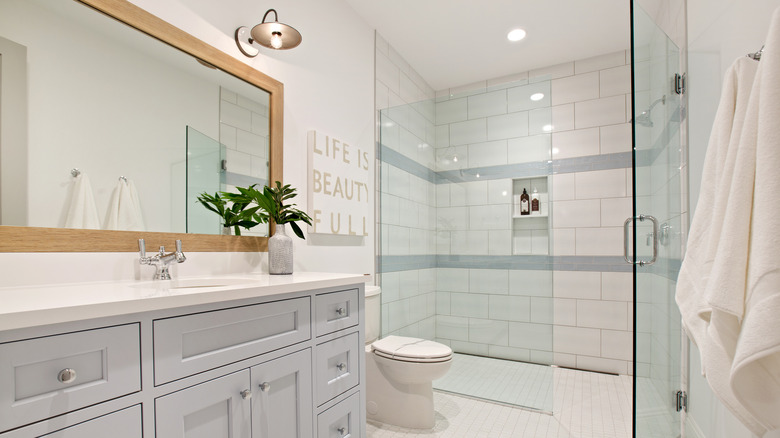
left=367, top=355, right=632, bottom=438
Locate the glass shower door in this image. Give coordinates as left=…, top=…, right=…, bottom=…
left=631, top=3, right=686, bottom=437
left=185, top=126, right=225, bottom=234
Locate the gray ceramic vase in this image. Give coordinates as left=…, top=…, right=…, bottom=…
left=268, top=223, right=293, bottom=274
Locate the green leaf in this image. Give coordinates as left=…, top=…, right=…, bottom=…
left=289, top=221, right=305, bottom=239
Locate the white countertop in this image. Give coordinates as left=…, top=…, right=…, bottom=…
left=0, top=272, right=365, bottom=332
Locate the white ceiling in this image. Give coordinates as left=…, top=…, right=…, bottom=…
left=343, top=0, right=631, bottom=91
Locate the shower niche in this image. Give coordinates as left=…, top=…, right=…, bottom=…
left=511, top=176, right=551, bottom=255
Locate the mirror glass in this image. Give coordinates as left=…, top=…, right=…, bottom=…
left=0, top=0, right=271, bottom=236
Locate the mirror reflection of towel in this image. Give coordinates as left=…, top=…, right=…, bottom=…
left=64, top=174, right=101, bottom=229
left=105, top=178, right=145, bottom=231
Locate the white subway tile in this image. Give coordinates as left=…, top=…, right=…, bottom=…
left=528, top=108, right=552, bottom=135
left=577, top=300, right=629, bottom=330
left=576, top=356, right=628, bottom=375
left=554, top=298, right=577, bottom=326
left=600, top=123, right=632, bottom=155
left=531, top=229, right=549, bottom=255
left=464, top=181, right=488, bottom=206
left=450, top=340, right=490, bottom=356
left=509, top=322, right=553, bottom=351
left=436, top=230, right=451, bottom=254
left=408, top=228, right=427, bottom=255
left=225, top=149, right=251, bottom=175
left=468, top=140, right=508, bottom=168
left=436, top=292, right=451, bottom=314
left=220, top=88, right=237, bottom=103
left=221, top=101, right=252, bottom=131
left=509, top=270, right=553, bottom=297
left=220, top=123, right=237, bottom=149
left=553, top=199, right=601, bottom=228
left=575, top=227, right=623, bottom=256
left=435, top=89, right=450, bottom=103
left=450, top=119, right=487, bottom=145
left=381, top=271, right=400, bottom=303
left=575, top=169, right=627, bottom=199
left=489, top=345, right=531, bottom=362
left=468, top=90, right=508, bottom=119
left=552, top=72, right=600, bottom=105
left=488, top=230, right=512, bottom=255
left=552, top=128, right=600, bottom=159
left=236, top=129, right=265, bottom=155
left=399, top=270, right=419, bottom=299
left=437, top=268, right=469, bottom=292
left=600, top=65, right=631, bottom=98
left=489, top=295, right=531, bottom=322
left=575, top=96, right=626, bottom=129
left=437, top=207, right=469, bottom=230
left=470, top=205, right=511, bottom=230
left=380, top=194, right=400, bottom=225
left=488, top=179, right=513, bottom=204
left=451, top=231, right=489, bottom=254
left=552, top=173, right=576, bottom=201
left=435, top=125, right=450, bottom=148
left=508, top=135, right=551, bottom=164
left=449, top=183, right=466, bottom=206
left=436, top=315, right=469, bottom=341
left=601, top=330, right=633, bottom=360
left=574, top=51, right=627, bottom=74
left=436, top=184, right=450, bottom=208
left=436, top=98, right=468, bottom=125
left=449, top=81, right=488, bottom=99
left=553, top=352, right=577, bottom=368
left=399, top=72, right=419, bottom=104
left=488, top=72, right=530, bottom=91
left=553, top=326, right=601, bottom=356
left=530, top=350, right=554, bottom=364
left=387, top=225, right=410, bottom=255
left=530, top=62, right=574, bottom=82
left=250, top=155, right=268, bottom=179
left=469, top=319, right=509, bottom=345
left=553, top=271, right=601, bottom=299
left=513, top=230, right=532, bottom=254
left=507, top=82, right=551, bottom=112
left=602, top=272, right=633, bottom=301
left=552, top=228, right=576, bottom=256
left=250, top=113, right=269, bottom=137
left=487, top=112, right=529, bottom=140
left=601, top=197, right=632, bottom=227
left=530, top=297, right=553, bottom=324
left=435, top=146, right=468, bottom=171
left=387, top=166, right=411, bottom=199
left=469, top=269, right=509, bottom=294
left=387, top=299, right=410, bottom=332
left=450, top=292, right=489, bottom=318
left=552, top=104, right=575, bottom=132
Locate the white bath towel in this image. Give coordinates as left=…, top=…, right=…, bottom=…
left=730, top=7, right=780, bottom=434
left=105, top=179, right=145, bottom=231
left=126, top=179, right=146, bottom=231
left=676, top=7, right=780, bottom=436
left=64, top=173, right=101, bottom=229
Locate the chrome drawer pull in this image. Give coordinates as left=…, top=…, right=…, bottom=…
left=57, top=368, right=77, bottom=384
left=240, top=389, right=252, bottom=400
left=336, top=307, right=346, bottom=316
left=336, top=362, right=347, bottom=372
left=259, top=382, right=271, bottom=392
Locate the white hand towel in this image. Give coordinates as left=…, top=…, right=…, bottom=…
left=730, top=7, right=780, bottom=434
left=126, top=180, right=145, bottom=231
left=64, top=174, right=101, bottom=229
left=105, top=179, right=144, bottom=231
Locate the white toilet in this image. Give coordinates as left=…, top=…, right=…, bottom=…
left=364, top=285, right=453, bottom=429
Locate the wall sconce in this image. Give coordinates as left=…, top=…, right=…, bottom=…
left=235, top=9, right=302, bottom=57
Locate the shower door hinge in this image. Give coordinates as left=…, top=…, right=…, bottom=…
left=674, top=73, right=686, bottom=95
left=676, top=390, right=688, bottom=412
left=221, top=159, right=227, bottom=171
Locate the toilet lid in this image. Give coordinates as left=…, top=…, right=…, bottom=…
left=372, top=335, right=452, bottom=361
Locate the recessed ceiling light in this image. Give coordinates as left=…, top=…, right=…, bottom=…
left=530, top=93, right=545, bottom=101
left=507, top=28, right=527, bottom=42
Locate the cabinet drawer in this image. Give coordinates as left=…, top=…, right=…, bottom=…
left=317, top=392, right=360, bottom=438
left=41, top=405, right=142, bottom=438
left=0, top=324, right=141, bottom=432
left=314, top=332, right=360, bottom=406
left=154, top=297, right=310, bottom=385
left=315, top=289, right=359, bottom=337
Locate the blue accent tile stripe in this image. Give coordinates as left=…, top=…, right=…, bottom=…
left=378, top=255, right=632, bottom=273
left=378, top=144, right=438, bottom=184
left=225, top=172, right=266, bottom=189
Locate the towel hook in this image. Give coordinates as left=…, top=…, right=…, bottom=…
left=748, top=45, right=764, bottom=61
left=119, top=176, right=127, bottom=183
left=70, top=168, right=81, bottom=177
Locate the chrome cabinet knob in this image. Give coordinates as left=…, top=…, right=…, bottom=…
left=336, top=362, right=347, bottom=372
left=259, top=382, right=271, bottom=392
left=57, top=368, right=77, bottom=384
left=240, top=389, right=252, bottom=400
left=336, top=307, right=345, bottom=316
left=337, top=426, right=346, bottom=436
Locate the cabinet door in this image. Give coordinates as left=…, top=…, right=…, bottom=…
left=251, top=349, right=313, bottom=438
left=156, top=370, right=251, bottom=438
left=40, top=405, right=141, bottom=438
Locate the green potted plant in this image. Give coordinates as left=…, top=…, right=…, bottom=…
left=248, top=182, right=312, bottom=275
left=196, top=187, right=264, bottom=236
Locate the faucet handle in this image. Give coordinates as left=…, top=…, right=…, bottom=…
left=138, top=239, right=146, bottom=257
left=175, top=240, right=182, bottom=253
left=174, top=240, right=186, bottom=263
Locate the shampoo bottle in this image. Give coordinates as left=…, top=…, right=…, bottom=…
left=531, top=187, right=540, bottom=215
left=520, top=188, right=530, bottom=215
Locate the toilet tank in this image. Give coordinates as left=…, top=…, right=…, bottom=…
left=365, top=285, right=381, bottom=344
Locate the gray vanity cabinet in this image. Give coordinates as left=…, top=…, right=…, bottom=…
left=40, top=406, right=142, bottom=438
left=250, top=349, right=313, bottom=438
left=155, top=370, right=252, bottom=438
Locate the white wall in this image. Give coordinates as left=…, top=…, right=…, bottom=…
left=686, top=1, right=779, bottom=437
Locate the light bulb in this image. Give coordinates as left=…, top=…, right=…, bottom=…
left=270, top=32, right=283, bottom=49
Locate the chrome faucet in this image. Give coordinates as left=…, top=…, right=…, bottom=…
left=138, top=239, right=186, bottom=280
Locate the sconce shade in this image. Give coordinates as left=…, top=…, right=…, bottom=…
left=235, top=9, right=301, bottom=57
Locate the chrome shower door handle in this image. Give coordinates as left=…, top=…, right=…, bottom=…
left=624, top=215, right=659, bottom=266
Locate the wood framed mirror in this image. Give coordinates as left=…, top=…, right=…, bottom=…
left=0, top=0, right=282, bottom=252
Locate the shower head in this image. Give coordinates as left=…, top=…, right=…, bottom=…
left=632, top=95, right=666, bottom=128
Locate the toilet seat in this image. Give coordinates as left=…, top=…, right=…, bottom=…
left=372, top=335, right=452, bottom=363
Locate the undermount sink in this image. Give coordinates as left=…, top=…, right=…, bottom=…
left=131, top=277, right=257, bottom=290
